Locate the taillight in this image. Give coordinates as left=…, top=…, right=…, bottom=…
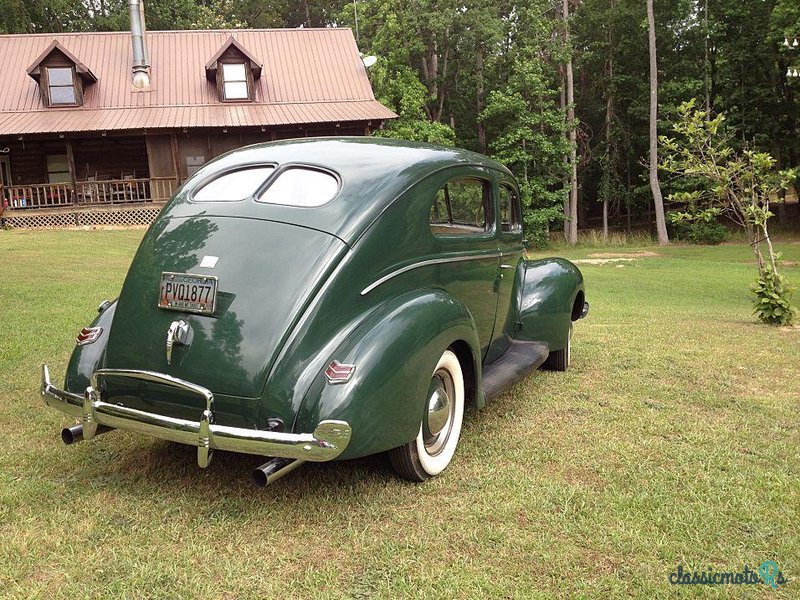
left=76, top=327, right=103, bottom=346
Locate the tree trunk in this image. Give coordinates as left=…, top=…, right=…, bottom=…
left=703, top=0, right=711, bottom=118
left=560, top=69, right=569, bottom=241
left=647, top=0, right=669, bottom=245
left=603, top=0, right=614, bottom=242
left=563, top=0, right=578, bottom=245
left=476, top=47, right=486, bottom=153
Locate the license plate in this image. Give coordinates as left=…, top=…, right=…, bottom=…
left=158, top=272, right=218, bottom=315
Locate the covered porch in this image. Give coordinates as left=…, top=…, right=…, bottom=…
left=1, top=176, right=177, bottom=209
left=0, top=134, right=178, bottom=213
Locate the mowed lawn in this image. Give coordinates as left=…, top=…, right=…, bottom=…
left=1, top=228, right=798, bottom=599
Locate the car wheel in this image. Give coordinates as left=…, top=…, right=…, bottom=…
left=543, top=324, right=572, bottom=371
left=389, top=349, right=465, bottom=482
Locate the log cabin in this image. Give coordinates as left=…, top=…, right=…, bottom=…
left=0, top=9, right=395, bottom=228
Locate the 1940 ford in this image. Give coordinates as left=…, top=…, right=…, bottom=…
left=41, top=138, right=588, bottom=486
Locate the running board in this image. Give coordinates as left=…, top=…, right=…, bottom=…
left=482, top=341, right=550, bottom=401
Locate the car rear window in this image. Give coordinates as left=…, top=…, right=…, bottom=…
left=257, top=167, right=339, bottom=207
left=193, top=166, right=275, bottom=202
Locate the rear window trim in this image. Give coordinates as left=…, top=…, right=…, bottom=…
left=189, top=162, right=278, bottom=204
left=254, top=163, right=342, bottom=209
left=188, top=161, right=341, bottom=207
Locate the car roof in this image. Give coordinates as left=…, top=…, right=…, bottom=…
left=161, top=137, right=514, bottom=245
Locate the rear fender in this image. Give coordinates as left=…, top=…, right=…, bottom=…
left=64, top=301, right=117, bottom=393
left=293, top=289, right=481, bottom=460
left=515, top=258, right=584, bottom=351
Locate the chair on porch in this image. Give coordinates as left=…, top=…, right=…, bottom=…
left=110, top=171, right=135, bottom=203
left=78, top=174, right=103, bottom=204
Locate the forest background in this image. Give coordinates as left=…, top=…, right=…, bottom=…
left=3, top=0, right=799, bottom=245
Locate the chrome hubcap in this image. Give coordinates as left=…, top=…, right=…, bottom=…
left=423, top=370, right=454, bottom=455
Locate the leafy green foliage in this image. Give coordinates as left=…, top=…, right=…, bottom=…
left=667, top=211, right=728, bottom=245
left=479, top=3, right=570, bottom=247
left=752, top=266, right=798, bottom=326
left=662, top=100, right=798, bottom=323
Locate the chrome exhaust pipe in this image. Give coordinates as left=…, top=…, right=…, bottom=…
left=61, top=424, right=113, bottom=445
left=252, top=457, right=305, bottom=487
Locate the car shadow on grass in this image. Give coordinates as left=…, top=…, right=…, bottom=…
left=83, top=435, right=398, bottom=501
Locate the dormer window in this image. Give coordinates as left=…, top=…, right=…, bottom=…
left=222, top=63, right=249, bottom=101
left=26, top=41, right=96, bottom=108
left=46, top=67, right=77, bottom=105
left=205, top=36, right=262, bottom=103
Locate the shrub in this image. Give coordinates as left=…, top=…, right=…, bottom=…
left=669, top=219, right=728, bottom=245
left=752, top=266, right=797, bottom=326
left=667, top=208, right=728, bottom=245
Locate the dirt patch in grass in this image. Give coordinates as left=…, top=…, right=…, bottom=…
left=587, top=251, right=660, bottom=259
left=575, top=251, right=660, bottom=265
left=574, top=257, right=636, bottom=265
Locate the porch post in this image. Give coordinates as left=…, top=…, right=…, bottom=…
left=170, top=133, right=181, bottom=184
left=65, top=139, right=77, bottom=204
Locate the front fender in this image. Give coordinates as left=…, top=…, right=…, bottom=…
left=293, top=289, right=481, bottom=460
left=64, top=301, right=117, bottom=393
left=515, top=258, right=584, bottom=351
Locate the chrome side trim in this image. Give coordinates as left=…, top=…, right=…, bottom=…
left=360, top=252, right=504, bottom=296
left=41, top=365, right=352, bottom=466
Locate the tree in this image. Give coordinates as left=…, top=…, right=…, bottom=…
left=562, top=0, right=578, bottom=245
left=481, top=2, right=570, bottom=248
left=647, top=0, right=670, bottom=244
left=662, top=101, right=797, bottom=325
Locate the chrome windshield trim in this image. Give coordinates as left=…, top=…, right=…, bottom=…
left=361, top=251, right=504, bottom=296
left=40, top=364, right=352, bottom=466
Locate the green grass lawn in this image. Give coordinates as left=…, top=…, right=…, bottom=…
left=1, top=229, right=798, bottom=599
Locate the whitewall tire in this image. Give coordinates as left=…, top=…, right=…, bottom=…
left=389, top=349, right=465, bottom=481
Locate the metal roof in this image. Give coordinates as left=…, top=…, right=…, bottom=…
left=0, top=29, right=396, bottom=136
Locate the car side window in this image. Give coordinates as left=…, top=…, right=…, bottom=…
left=499, top=184, right=522, bottom=233
left=429, top=178, right=491, bottom=236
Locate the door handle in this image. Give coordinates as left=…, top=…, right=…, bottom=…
left=499, top=264, right=514, bottom=270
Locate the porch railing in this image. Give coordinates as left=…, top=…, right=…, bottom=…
left=1, top=177, right=178, bottom=210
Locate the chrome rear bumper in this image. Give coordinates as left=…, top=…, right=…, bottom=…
left=41, top=364, right=352, bottom=468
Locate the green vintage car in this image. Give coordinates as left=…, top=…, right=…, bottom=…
left=41, top=138, right=588, bottom=486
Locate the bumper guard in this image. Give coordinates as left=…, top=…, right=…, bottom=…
left=41, top=365, right=352, bottom=468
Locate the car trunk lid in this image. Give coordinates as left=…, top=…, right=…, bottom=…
left=103, top=215, right=348, bottom=414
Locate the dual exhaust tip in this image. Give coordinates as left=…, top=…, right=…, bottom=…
left=60, top=424, right=303, bottom=487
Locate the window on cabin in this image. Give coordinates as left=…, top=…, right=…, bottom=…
left=429, top=178, right=491, bottom=236
left=47, top=67, right=77, bottom=105
left=222, top=63, right=249, bottom=100
left=46, top=154, right=71, bottom=184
